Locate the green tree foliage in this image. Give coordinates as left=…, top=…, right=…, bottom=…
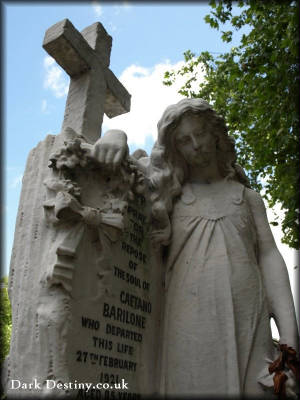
left=164, top=0, right=299, bottom=248
left=0, top=276, right=12, bottom=366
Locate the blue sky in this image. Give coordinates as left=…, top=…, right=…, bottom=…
left=3, top=2, right=298, bottom=331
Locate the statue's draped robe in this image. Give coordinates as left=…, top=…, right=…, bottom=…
left=160, top=178, right=275, bottom=397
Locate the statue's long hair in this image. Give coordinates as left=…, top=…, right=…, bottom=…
left=147, top=98, right=250, bottom=245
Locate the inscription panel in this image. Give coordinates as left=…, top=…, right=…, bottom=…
left=68, top=188, right=163, bottom=399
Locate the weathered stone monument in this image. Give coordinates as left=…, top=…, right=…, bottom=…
left=5, top=18, right=299, bottom=400
left=6, top=19, right=163, bottom=399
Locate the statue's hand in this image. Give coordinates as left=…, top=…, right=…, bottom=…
left=151, top=228, right=170, bottom=246
left=91, top=129, right=128, bottom=171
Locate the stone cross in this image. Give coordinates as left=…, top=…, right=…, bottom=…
left=43, top=19, right=131, bottom=143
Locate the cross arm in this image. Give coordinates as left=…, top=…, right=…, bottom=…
left=43, top=19, right=95, bottom=77
left=104, top=69, right=131, bottom=118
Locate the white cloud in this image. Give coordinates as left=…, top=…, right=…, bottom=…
left=102, top=60, right=205, bottom=146
left=92, top=1, right=103, bottom=17
left=113, top=2, right=132, bottom=15
left=44, top=56, right=55, bottom=68
left=10, top=174, right=23, bottom=189
left=43, top=56, right=69, bottom=98
left=41, top=99, right=48, bottom=114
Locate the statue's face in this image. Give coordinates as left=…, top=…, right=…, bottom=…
left=174, top=113, right=217, bottom=168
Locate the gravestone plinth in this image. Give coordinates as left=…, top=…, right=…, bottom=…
left=5, top=19, right=163, bottom=399
left=66, top=182, right=163, bottom=398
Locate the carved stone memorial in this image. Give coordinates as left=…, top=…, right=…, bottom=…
left=5, top=18, right=299, bottom=400
left=5, top=19, right=163, bottom=399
